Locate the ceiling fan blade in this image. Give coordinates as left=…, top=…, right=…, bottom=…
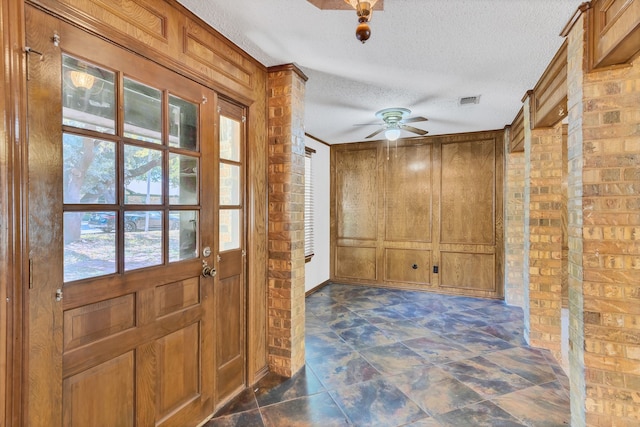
left=365, top=128, right=385, bottom=139
left=403, top=116, right=429, bottom=124
left=353, top=121, right=385, bottom=127
left=401, top=125, right=428, bottom=136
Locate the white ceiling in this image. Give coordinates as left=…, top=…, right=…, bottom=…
left=177, top=0, right=585, bottom=144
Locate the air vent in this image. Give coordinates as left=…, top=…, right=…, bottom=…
left=459, top=95, right=481, bottom=105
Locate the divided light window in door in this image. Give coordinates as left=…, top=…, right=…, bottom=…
left=61, top=54, right=200, bottom=282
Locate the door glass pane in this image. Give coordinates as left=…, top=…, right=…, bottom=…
left=169, top=210, right=198, bottom=262
left=64, top=211, right=116, bottom=282
left=124, top=78, right=162, bottom=144
left=169, top=95, right=198, bottom=150
left=219, top=163, right=240, bottom=206
left=63, top=134, right=116, bottom=204
left=124, top=210, right=163, bottom=270
left=169, top=153, right=198, bottom=205
left=124, top=145, right=163, bottom=204
left=220, top=116, right=240, bottom=162
left=219, top=209, right=240, bottom=251
left=62, top=55, right=116, bottom=134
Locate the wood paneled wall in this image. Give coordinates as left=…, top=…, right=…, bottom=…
left=331, top=130, right=504, bottom=299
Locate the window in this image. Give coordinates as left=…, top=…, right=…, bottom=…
left=61, top=54, right=200, bottom=282
left=304, top=147, right=315, bottom=262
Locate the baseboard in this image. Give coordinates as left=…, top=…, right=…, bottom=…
left=305, top=279, right=331, bottom=297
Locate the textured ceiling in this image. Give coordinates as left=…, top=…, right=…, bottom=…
left=177, top=0, right=585, bottom=144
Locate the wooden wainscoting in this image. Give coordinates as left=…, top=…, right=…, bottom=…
left=331, top=130, right=504, bottom=299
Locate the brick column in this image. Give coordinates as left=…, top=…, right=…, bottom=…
left=527, top=123, right=564, bottom=360
left=267, top=64, right=307, bottom=377
left=567, top=12, right=640, bottom=426
left=581, top=53, right=640, bottom=427
left=566, top=12, right=587, bottom=425
left=505, top=147, right=526, bottom=307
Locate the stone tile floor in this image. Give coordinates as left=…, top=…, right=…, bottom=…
left=205, top=283, right=570, bottom=427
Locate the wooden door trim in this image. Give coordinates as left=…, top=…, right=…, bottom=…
left=24, top=6, right=65, bottom=426
left=26, top=0, right=259, bottom=106
left=1, top=0, right=27, bottom=425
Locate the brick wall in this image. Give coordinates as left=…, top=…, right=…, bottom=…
left=580, top=53, right=640, bottom=426
left=267, top=65, right=307, bottom=377
left=505, top=148, right=526, bottom=307
left=527, top=123, right=565, bottom=360
left=567, top=11, right=640, bottom=425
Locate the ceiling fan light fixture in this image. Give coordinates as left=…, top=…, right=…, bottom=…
left=355, top=18, right=371, bottom=43
left=345, top=0, right=377, bottom=43
left=384, top=127, right=401, bottom=141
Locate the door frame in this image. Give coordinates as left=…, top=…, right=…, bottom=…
left=3, top=1, right=270, bottom=424
left=1, top=0, right=27, bottom=425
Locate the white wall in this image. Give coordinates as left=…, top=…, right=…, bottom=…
left=304, top=136, right=330, bottom=293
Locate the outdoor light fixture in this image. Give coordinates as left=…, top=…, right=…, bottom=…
left=344, top=0, right=378, bottom=43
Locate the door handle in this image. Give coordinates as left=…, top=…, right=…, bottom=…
left=202, top=260, right=216, bottom=278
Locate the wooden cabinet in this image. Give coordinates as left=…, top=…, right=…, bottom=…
left=331, top=131, right=504, bottom=299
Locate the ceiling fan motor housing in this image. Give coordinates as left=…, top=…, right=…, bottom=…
left=376, top=108, right=411, bottom=126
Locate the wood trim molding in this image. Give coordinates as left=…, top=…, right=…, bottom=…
left=560, top=2, right=591, bottom=37
left=509, top=107, right=525, bottom=153
left=530, top=41, right=568, bottom=129
left=587, top=0, right=640, bottom=70
left=267, top=63, right=309, bottom=82
left=26, top=0, right=264, bottom=104
left=1, top=0, right=27, bottom=425
left=305, top=133, right=331, bottom=148
left=305, top=280, right=331, bottom=297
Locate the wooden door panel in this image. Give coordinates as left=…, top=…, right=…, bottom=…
left=440, top=139, right=496, bottom=245
left=384, top=248, right=431, bottom=285
left=217, top=276, right=242, bottom=363
left=218, top=250, right=242, bottom=280
left=155, top=278, right=200, bottom=318
left=335, top=246, right=377, bottom=280
left=384, top=144, right=432, bottom=242
left=216, top=274, right=244, bottom=400
left=63, top=294, right=136, bottom=351
left=336, top=148, right=378, bottom=240
left=440, top=252, right=495, bottom=291
left=62, top=352, right=135, bottom=427
left=155, top=323, right=201, bottom=420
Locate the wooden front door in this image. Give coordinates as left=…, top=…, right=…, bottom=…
left=24, top=6, right=239, bottom=426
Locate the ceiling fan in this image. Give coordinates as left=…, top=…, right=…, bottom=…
left=360, top=108, right=429, bottom=141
